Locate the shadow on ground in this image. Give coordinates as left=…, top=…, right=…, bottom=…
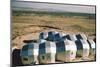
left=12, top=49, right=23, bottom=67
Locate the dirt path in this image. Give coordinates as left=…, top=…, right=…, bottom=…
left=12, top=32, right=39, bottom=49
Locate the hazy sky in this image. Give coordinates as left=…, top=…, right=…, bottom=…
left=12, top=1, right=95, bottom=14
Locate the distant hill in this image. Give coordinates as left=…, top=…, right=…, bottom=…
left=12, top=9, right=96, bottom=19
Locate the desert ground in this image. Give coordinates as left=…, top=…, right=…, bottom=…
left=12, top=11, right=96, bottom=63
left=12, top=11, right=96, bottom=49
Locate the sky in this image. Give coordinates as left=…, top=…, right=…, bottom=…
left=11, top=1, right=95, bottom=14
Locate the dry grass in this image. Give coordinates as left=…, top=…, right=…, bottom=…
left=12, top=15, right=96, bottom=40
left=12, top=15, right=96, bottom=49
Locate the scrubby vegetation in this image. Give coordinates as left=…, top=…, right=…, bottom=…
left=12, top=10, right=96, bottom=40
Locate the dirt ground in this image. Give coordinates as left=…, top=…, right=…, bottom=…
left=12, top=14, right=96, bottom=63
left=12, top=15, right=96, bottom=49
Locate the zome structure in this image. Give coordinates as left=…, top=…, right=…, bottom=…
left=20, top=31, right=96, bottom=65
